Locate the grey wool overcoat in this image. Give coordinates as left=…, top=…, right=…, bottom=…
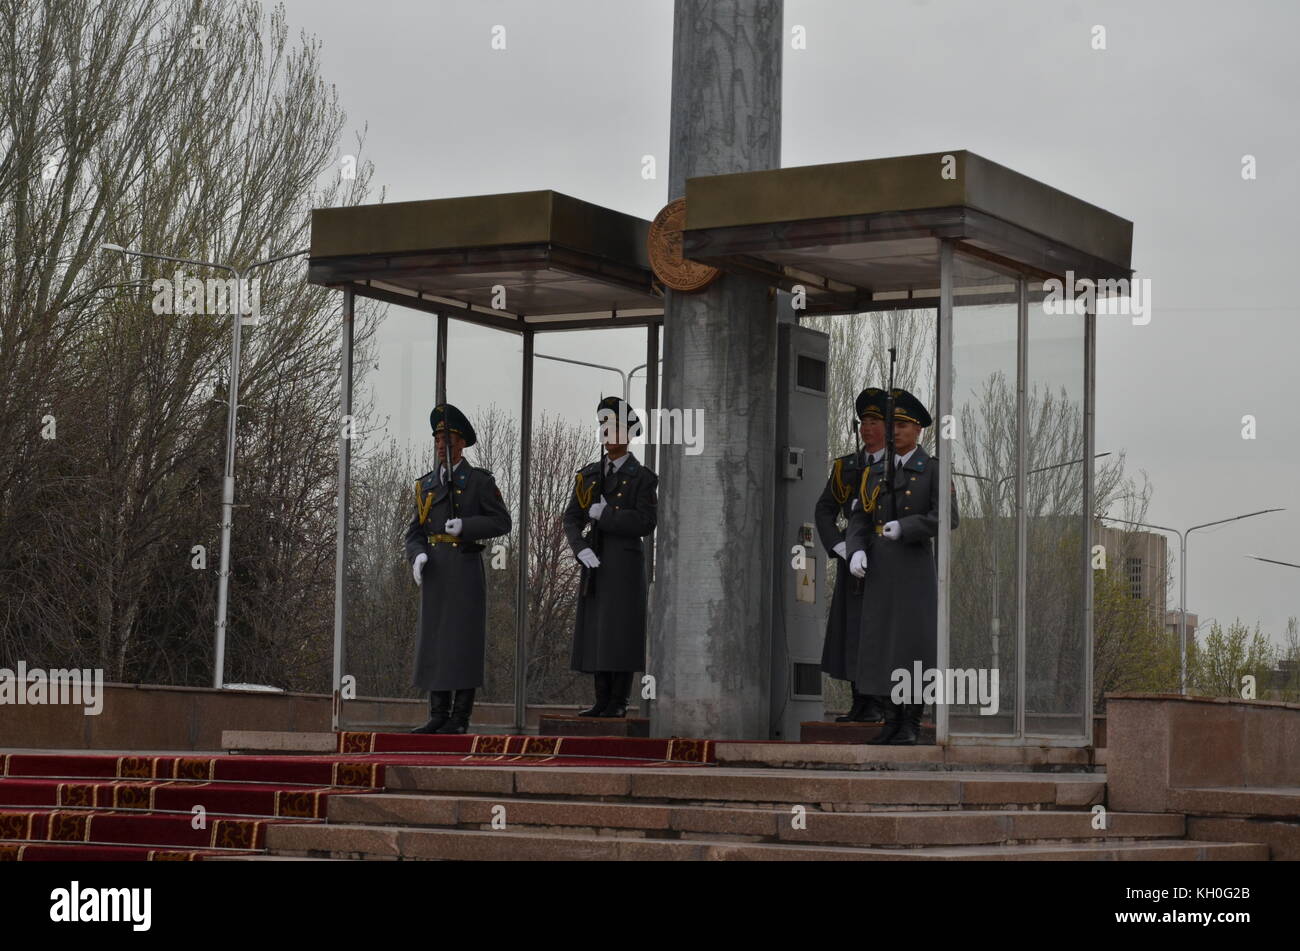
left=845, top=445, right=959, bottom=697
left=815, top=450, right=868, bottom=683
left=404, top=462, right=511, bottom=691
left=562, top=453, right=658, bottom=673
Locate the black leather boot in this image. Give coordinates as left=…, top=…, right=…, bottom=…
left=888, top=704, right=924, bottom=745
left=436, top=688, right=476, bottom=734
left=599, top=672, right=632, bottom=718
left=410, top=691, right=451, bottom=734
left=867, top=699, right=903, bottom=745
left=835, top=684, right=867, bottom=723
left=578, top=672, right=612, bottom=717
left=856, top=694, right=885, bottom=723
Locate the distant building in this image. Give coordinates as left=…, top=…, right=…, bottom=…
left=1096, top=523, right=1168, bottom=628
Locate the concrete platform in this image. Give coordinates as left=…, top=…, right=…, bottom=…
left=800, top=721, right=935, bottom=744
left=217, top=730, right=1100, bottom=773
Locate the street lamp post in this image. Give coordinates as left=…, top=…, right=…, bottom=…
left=1245, top=555, right=1300, bottom=570
left=534, top=353, right=663, bottom=404
left=100, top=243, right=307, bottom=688
left=1102, top=508, right=1285, bottom=694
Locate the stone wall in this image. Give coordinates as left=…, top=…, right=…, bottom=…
left=1107, top=692, right=1300, bottom=859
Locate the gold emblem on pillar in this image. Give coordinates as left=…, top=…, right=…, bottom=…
left=648, top=198, right=721, bottom=292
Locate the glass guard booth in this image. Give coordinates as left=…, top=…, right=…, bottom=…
left=681, top=150, right=1133, bottom=746
left=308, top=191, right=663, bottom=734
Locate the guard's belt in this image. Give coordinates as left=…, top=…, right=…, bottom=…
left=427, top=534, right=460, bottom=545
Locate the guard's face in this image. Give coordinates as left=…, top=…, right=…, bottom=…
left=893, top=420, right=921, bottom=454
left=860, top=414, right=885, bottom=451
left=598, top=409, right=633, bottom=452
left=434, top=431, right=466, bottom=460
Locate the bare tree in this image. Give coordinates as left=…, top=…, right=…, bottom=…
left=0, top=0, right=380, bottom=691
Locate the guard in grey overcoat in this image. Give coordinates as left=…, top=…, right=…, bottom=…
left=563, top=397, right=658, bottom=718
left=404, top=404, right=511, bottom=734
left=815, top=387, right=887, bottom=722
left=846, top=389, right=959, bottom=745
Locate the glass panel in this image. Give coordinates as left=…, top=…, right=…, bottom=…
left=800, top=308, right=937, bottom=718
left=948, top=254, right=1020, bottom=736
left=446, top=319, right=523, bottom=713
left=528, top=327, right=656, bottom=719
left=341, top=302, right=432, bottom=729
left=341, top=307, right=521, bottom=731
left=1024, top=283, right=1087, bottom=736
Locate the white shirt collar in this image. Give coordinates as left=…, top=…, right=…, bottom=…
left=896, top=447, right=918, bottom=469
left=440, top=457, right=465, bottom=480
left=606, top=453, right=630, bottom=472
left=864, top=447, right=885, bottom=463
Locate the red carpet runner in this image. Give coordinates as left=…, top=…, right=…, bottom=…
left=0, top=733, right=714, bottom=861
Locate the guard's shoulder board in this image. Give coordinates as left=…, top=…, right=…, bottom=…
left=472, top=465, right=494, bottom=477
left=417, top=470, right=438, bottom=488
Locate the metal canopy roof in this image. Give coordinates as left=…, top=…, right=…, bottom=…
left=681, top=150, right=1134, bottom=314
left=308, top=190, right=663, bottom=332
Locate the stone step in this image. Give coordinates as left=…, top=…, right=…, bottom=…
left=204, top=854, right=340, bottom=861
left=383, top=765, right=1106, bottom=810
left=325, top=792, right=1185, bottom=847
left=716, top=742, right=1098, bottom=772
left=221, top=731, right=337, bottom=754
left=1169, top=786, right=1300, bottom=818
left=265, top=823, right=1267, bottom=861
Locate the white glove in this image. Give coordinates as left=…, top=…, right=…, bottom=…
left=578, top=547, right=601, bottom=569
left=588, top=498, right=607, bottom=520
left=849, top=550, right=867, bottom=578
left=412, top=552, right=428, bottom=585
left=882, top=520, right=901, bottom=541
left=833, top=541, right=847, bottom=560
left=445, top=517, right=463, bottom=537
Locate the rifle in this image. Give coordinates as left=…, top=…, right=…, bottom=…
left=581, top=445, right=605, bottom=598
left=440, top=405, right=458, bottom=520
left=849, top=413, right=864, bottom=596
left=883, top=348, right=898, bottom=532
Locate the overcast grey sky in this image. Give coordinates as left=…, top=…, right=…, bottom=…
left=280, top=0, right=1300, bottom=645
